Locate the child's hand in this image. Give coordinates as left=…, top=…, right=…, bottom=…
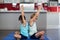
left=38, top=5, right=42, bottom=10
left=21, top=5, right=24, bottom=11
left=21, top=5, right=25, bottom=16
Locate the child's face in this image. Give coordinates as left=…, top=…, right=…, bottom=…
left=33, top=16, right=38, bottom=22
left=20, top=19, right=26, bottom=23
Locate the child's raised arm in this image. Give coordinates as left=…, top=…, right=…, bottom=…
left=30, top=5, right=42, bottom=22
left=21, top=5, right=26, bottom=26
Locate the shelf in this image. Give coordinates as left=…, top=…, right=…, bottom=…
left=0, top=10, right=47, bottom=13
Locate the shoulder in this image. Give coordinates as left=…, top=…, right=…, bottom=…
left=34, top=22, right=36, bottom=25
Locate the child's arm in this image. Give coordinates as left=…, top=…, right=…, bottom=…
left=30, top=5, right=42, bottom=22
left=21, top=5, right=26, bottom=26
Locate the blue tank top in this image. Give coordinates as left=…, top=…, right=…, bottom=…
left=20, top=22, right=29, bottom=37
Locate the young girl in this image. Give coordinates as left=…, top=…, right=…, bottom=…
left=29, top=6, right=45, bottom=40
left=14, top=5, right=29, bottom=40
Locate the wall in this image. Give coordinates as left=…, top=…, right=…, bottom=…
left=46, top=12, right=59, bottom=40
left=0, top=0, right=3, bottom=3
left=59, top=13, right=60, bottom=40
left=0, top=12, right=60, bottom=40
left=0, top=12, right=47, bottom=30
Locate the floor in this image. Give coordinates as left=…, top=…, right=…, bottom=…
left=0, top=30, right=16, bottom=40
left=0, top=30, right=46, bottom=40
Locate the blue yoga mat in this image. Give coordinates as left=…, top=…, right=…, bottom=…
left=3, top=32, right=49, bottom=40
left=3, top=32, right=16, bottom=40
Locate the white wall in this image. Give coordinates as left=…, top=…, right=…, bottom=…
left=0, top=13, right=20, bottom=30
left=46, top=12, right=59, bottom=40
left=58, top=13, right=60, bottom=40
left=0, top=0, right=3, bottom=3
left=58, top=0, right=60, bottom=3
left=0, top=12, right=47, bottom=30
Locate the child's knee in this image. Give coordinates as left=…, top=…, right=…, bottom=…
left=14, top=34, right=21, bottom=38
left=15, top=31, right=20, bottom=34
left=39, top=31, right=45, bottom=35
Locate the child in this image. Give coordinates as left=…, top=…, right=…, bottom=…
left=29, top=5, right=45, bottom=40
left=14, top=5, right=29, bottom=40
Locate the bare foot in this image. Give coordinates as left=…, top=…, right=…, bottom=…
left=35, top=31, right=45, bottom=38
left=39, top=31, right=45, bottom=35
left=14, top=34, right=21, bottom=38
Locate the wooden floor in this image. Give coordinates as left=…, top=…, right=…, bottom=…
left=0, top=30, right=16, bottom=40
